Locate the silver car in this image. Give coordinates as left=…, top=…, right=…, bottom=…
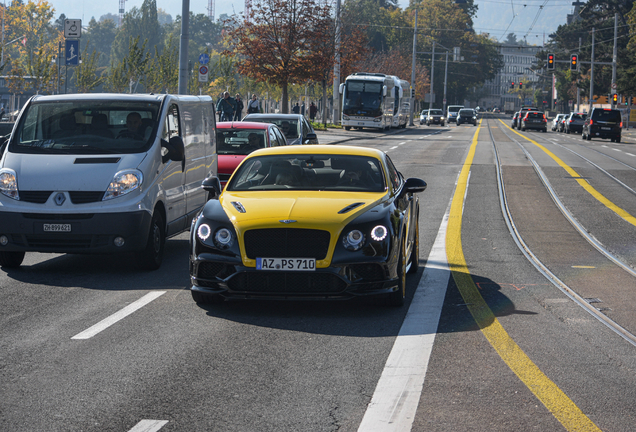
left=242, top=113, right=318, bottom=145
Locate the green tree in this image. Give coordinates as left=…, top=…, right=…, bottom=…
left=85, top=17, right=117, bottom=68
left=73, top=44, right=105, bottom=93
left=111, top=0, right=162, bottom=65
left=145, top=33, right=179, bottom=93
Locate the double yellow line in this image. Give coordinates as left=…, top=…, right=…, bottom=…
left=446, top=121, right=602, bottom=431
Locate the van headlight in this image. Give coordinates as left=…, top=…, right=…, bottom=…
left=0, top=169, right=19, bottom=200
left=103, top=169, right=143, bottom=200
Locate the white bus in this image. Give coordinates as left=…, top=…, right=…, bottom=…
left=339, top=72, right=411, bottom=131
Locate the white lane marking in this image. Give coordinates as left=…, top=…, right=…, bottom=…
left=358, top=202, right=451, bottom=432
left=613, top=148, right=621, bottom=152
left=398, top=142, right=407, bottom=145
left=627, top=153, right=635, bottom=157
left=128, top=419, right=169, bottom=432
left=72, top=291, right=166, bottom=340
left=418, top=136, right=425, bottom=139
left=390, top=146, right=398, bottom=150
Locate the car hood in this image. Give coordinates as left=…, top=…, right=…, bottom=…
left=218, top=190, right=386, bottom=231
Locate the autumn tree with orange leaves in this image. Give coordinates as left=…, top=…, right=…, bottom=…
left=223, top=0, right=333, bottom=113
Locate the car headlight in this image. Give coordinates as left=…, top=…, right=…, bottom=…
left=214, top=227, right=234, bottom=249
left=441, top=117, right=444, bottom=120
left=197, top=223, right=211, bottom=241
left=0, top=169, right=19, bottom=200
left=103, top=169, right=143, bottom=200
left=343, top=229, right=365, bottom=251
left=371, top=225, right=388, bottom=241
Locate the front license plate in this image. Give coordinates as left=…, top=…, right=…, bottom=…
left=44, top=223, right=71, bottom=232
left=256, top=258, right=315, bottom=271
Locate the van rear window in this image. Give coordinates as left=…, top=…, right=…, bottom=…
left=593, top=110, right=621, bottom=122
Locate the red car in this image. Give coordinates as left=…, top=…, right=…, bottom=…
left=216, top=121, right=288, bottom=187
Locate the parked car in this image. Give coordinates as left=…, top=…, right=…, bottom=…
left=551, top=114, right=566, bottom=131
left=563, top=112, right=587, bottom=134
left=419, top=109, right=428, bottom=125
left=242, top=113, right=318, bottom=145
left=456, top=108, right=477, bottom=126
left=511, top=112, right=520, bottom=129
left=0, top=93, right=217, bottom=269
left=520, top=111, right=547, bottom=132
left=426, top=109, right=445, bottom=126
left=582, top=108, right=622, bottom=142
left=189, top=145, right=427, bottom=306
left=217, top=121, right=287, bottom=188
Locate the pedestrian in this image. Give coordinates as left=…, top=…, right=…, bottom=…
left=0, top=106, right=5, bottom=121
left=247, top=94, right=260, bottom=113
left=301, top=103, right=305, bottom=116
left=309, top=102, right=317, bottom=121
left=234, top=93, right=244, bottom=121
left=216, top=91, right=236, bottom=122
left=292, top=103, right=300, bottom=114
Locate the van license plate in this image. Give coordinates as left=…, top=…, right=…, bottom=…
left=256, top=258, right=315, bottom=271
left=601, top=127, right=611, bottom=130
left=44, top=224, right=71, bottom=232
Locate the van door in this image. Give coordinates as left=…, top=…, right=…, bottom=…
left=161, top=103, right=186, bottom=235
left=181, top=102, right=209, bottom=218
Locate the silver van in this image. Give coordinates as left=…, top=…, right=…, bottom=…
left=0, top=93, right=217, bottom=269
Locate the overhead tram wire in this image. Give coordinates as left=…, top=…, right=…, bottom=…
left=523, top=0, right=550, bottom=39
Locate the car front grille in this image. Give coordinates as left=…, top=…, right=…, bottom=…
left=19, top=191, right=53, bottom=204
left=244, top=228, right=330, bottom=260
left=228, top=271, right=346, bottom=294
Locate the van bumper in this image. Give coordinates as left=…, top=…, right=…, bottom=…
left=0, top=210, right=152, bottom=254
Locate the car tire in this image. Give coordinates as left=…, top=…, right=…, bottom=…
left=441, top=123, right=444, bottom=126
left=138, top=211, right=166, bottom=270
left=408, top=217, right=419, bottom=274
left=0, top=251, right=25, bottom=268
left=191, top=290, right=224, bottom=305
left=586, top=133, right=591, bottom=141
left=344, top=126, right=351, bottom=131
left=566, top=129, right=570, bottom=134
left=387, top=239, right=406, bottom=306
left=616, top=137, right=621, bottom=143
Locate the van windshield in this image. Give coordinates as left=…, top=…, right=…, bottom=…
left=10, top=100, right=161, bottom=154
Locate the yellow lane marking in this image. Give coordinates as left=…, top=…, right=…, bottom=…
left=499, top=119, right=636, bottom=227
left=446, top=123, right=602, bottom=431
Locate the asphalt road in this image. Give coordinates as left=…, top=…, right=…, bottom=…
left=2, top=116, right=636, bottom=431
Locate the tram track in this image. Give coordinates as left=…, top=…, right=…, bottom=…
left=484, top=117, right=636, bottom=347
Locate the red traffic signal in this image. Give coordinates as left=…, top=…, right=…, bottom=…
left=612, top=93, right=618, bottom=103
left=511, top=82, right=515, bottom=89
left=519, top=82, right=523, bottom=89
left=547, top=53, right=555, bottom=70
left=570, top=54, right=578, bottom=71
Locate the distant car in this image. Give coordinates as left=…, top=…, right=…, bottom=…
left=419, top=109, right=428, bottom=125
left=516, top=107, right=539, bottom=130
left=456, top=108, right=477, bottom=126
left=563, top=112, right=586, bottom=134
left=551, top=114, right=566, bottom=131
left=426, top=109, right=445, bottom=126
left=493, top=108, right=500, bottom=113
left=520, top=111, right=547, bottom=132
left=447, top=105, right=464, bottom=123
left=511, top=112, right=520, bottom=128
left=217, top=121, right=288, bottom=187
left=582, top=108, right=622, bottom=142
left=242, top=113, right=318, bottom=145
left=189, top=145, right=427, bottom=306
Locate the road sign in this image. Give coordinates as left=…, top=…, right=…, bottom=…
left=64, top=19, right=81, bottom=39
left=198, top=65, right=209, bottom=82
left=65, top=40, right=80, bottom=66
left=199, top=53, right=210, bottom=65
left=611, top=82, right=617, bottom=89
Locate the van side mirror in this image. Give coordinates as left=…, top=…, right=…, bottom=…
left=161, top=136, right=185, bottom=164
left=201, top=176, right=222, bottom=200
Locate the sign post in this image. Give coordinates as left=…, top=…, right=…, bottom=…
left=63, top=19, right=81, bottom=93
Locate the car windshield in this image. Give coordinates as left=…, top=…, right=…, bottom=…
left=593, top=110, right=619, bottom=121
left=571, top=113, right=586, bottom=120
left=429, top=110, right=443, bottom=115
left=527, top=112, right=543, bottom=118
left=217, top=129, right=266, bottom=155
left=459, top=109, right=473, bottom=115
left=9, top=100, right=160, bottom=154
left=246, top=117, right=299, bottom=139
left=227, top=154, right=386, bottom=192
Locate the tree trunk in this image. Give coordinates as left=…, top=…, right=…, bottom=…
left=321, top=79, right=328, bottom=126
left=281, top=82, right=289, bottom=113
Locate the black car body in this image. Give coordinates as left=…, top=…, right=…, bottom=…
left=456, top=109, right=477, bottom=126
left=426, top=109, right=445, bottom=126
left=242, top=113, right=318, bottom=145
left=516, top=106, right=539, bottom=130
left=520, top=111, right=547, bottom=132
left=583, top=108, right=622, bottom=142
left=563, top=112, right=586, bottom=134
left=511, top=112, right=520, bottom=128
left=189, top=145, right=426, bottom=306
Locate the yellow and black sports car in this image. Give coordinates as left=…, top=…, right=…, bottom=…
left=189, top=145, right=426, bottom=306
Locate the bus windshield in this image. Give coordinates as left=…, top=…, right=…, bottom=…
left=342, top=80, right=383, bottom=117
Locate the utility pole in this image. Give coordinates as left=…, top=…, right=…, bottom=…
left=611, top=13, right=618, bottom=109
left=409, top=9, right=417, bottom=126
left=428, top=41, right=435, bottom=112
left=443, top=51, right=448, bottom=114
left=589, top=28, right=595, bottom=114
left=576, top=37, right=581, bottom=111
left=177, top=0, right=190, bottom=95
left=331, top=0, right=341, bottom=125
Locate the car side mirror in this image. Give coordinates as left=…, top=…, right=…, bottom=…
left=304, top=132, right=317, bottom=143
left=161, top=136, right=185, bottom=164
left=403, top=177, right=427, bottom=196
left=201, top=176, right=222, bottom=200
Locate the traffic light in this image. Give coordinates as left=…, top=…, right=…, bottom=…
left=547, top=53, right=555, bottom=70
left=570, top=54, right=578, bottom=71
left=612, top=93, right=618, bottom=104
left=511, top=82, right=515, bottom=89
left=519, top=82, right=523, bottom=89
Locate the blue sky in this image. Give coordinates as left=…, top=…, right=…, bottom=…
left=42, top=0, right=574, bottom=45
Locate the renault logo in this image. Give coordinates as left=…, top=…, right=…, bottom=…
left=54, top=193, right=66, bottom=206
left=279, top=220, right=297, bottom=224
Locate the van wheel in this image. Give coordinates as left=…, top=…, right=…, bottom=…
left=0, top=251, right=25, bottom=268
left=344, top=126, right=351, bottom=130
left=139, top=211, right=166, bottom=270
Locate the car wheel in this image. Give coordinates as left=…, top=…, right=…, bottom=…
left=566, top=129, right=570, bottom=134
left=386, top=239, right=406, bottom=306
left=344, top=126, right=351, bottom=131
left=616, top=137, right=621, bottom=143
left=408, top=217, right=419, bottom=274
left=586, top=133, right=591, bottom=141
left=138, top=211, right=166, bottom=270
left=0, top=251, right=25, bottom=268
left=441, top=123, right=444, bottom=126
left=191, top=290, right=224, bottom=305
